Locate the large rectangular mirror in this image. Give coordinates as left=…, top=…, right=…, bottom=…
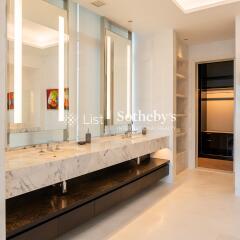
left=7, top=0, right=69, bottom=148
left=6, top=2, right=133, bottom=148
left=103, top=20, right=132, bottom=134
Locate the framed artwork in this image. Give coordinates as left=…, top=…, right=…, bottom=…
left=47, top=89, right=58, bottom=109
left=46, top=88, right=69, bottom=110
left=7, top=92, right=14, bottom=110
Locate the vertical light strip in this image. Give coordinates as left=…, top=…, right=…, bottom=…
left=14, top=0, right=22, bottom=124
left=76, top=4, right=80, bottom=141
left=127, top=44, right=131, bottom=118
left=58, top=16, right=65, bottom=122
left=106, top=36, right=112, bottom=120
left=132, top=33, right=136, bottom=116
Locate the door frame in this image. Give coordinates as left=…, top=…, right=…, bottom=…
left=196, top=59, right=234, bottom=163
left=188, top=57, right=235, bottom=170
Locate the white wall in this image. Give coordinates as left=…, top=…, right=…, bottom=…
left=134, top=31, right=175, bottom=123
left=235, top=17, right=240, bottom=196
left=0, top=0, right=6, bottom=238
left=134, top=30, right=176, bottom=182
left=188, top=39, right=235, bottom=169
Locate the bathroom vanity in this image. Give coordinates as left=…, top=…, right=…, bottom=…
left=6, top=133, right=170, bottom=240
left=5, top=1, right=171, bottom=239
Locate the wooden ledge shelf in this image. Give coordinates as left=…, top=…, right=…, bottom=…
left=7, top=157, right=169, bottom=240
left=176, top=73, right=186, bottom=80
left=176, top=114, right=187, bottom=118
left=176, top=94, right=187, bottom=99
left=177, top=132, right=187, bottom=138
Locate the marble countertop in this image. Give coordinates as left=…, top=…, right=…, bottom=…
left=6, top=132, right=169, bottom=199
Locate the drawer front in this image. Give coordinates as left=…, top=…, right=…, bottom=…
left=201, top=132, right=234, bottom=158
left=94, top=166, right=169, bottom=215
left=119, top=179, right=141, bottom=202
left=94, top=188, right=122, bottom=215
left=139, top=166, right=169, bottom=191
left=58, top=202, right=94, bottom=235
left=9, top=219, right=58, bottom=240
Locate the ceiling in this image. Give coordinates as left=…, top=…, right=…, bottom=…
left=74, top=0, right=240, bottom=45
left=172, top=0, right=240, bottom=13
left=8, top=19, right=69, bottom=49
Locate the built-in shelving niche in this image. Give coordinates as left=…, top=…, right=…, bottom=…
left=175, top=39, right=189, bottom=175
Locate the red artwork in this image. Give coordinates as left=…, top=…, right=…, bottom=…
left=47, top=88, right=69, bottom=110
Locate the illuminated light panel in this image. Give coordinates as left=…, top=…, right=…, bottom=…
left=106, top=36, right=112, bottom=120
left=76, top=4, right=80, bottom=141
left=127, top=44, right=132, bottom=119
left=172, top=0, right=240, bottom=13
left=14, top=0, right=22, bottom=124
left=58, top=16, right=65, bottom=122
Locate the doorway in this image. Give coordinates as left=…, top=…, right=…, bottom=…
left=197, top=60, right=234, bottom=171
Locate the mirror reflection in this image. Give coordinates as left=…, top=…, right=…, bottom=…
left=6, top=1, right=133, bottom=149
left=7, top=0, right=69, bottom=148
left=103, top=21, right=132, bottom=134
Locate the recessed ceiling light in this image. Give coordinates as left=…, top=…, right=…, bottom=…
left=172, top=0, right=240, bottom=13
left=91, top=1, right=106, bottom=7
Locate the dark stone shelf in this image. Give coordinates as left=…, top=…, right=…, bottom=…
left=7, top=157, right=169, bottom=239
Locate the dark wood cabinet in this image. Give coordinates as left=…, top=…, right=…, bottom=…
left=95, top=188, right=122, bottom=215
left=200, top=132, right=233, bottom=160
left=9, top=219, right=58, bottom=240
left=58, top=202, right=94, bottom=235
left=7, top=159, right=169, bottom=240
left=119, top=179, right=141, bottom=202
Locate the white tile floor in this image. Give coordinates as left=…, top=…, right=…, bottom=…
left=58, top=169, right=240, bottom=240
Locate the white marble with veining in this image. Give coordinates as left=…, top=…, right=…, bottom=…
left=5, top=132, right=169, bottom=199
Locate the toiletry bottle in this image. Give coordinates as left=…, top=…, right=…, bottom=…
left=86, top=129, right=91, bottom=144
left=142, top=127, right=147, bottom=135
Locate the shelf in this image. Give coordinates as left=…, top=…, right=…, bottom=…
left=202, top=87, right=234, bottom=92
left=176, top=114, right=187, bottom=118
left=177, top=56, right=188, bottom=63
left=203, top=130, right=233, bottom=134
left=204, top=75, right=233, bottom=81
left=177, top=151, right=187, bottom=161
left=177, top=151, right=186, bottom=156
left=176, top=128, right=187, bottom=137
left=176, top=132, right=187, bottom=138
left=176, top=73, right=186, bottom=80
left=176, top=44, right=188, bottom=175
left=176, top=94, right=187, bottom=99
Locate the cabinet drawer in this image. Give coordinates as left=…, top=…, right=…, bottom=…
left=9, top=219, right=58, bottom=240
left=139, top=166, right=169, bottom=191
left=94, top=189, right=122, bottom=215
left=58, top=202, right=94, bottom=235
left=119, top=179, right=141, bottom=202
